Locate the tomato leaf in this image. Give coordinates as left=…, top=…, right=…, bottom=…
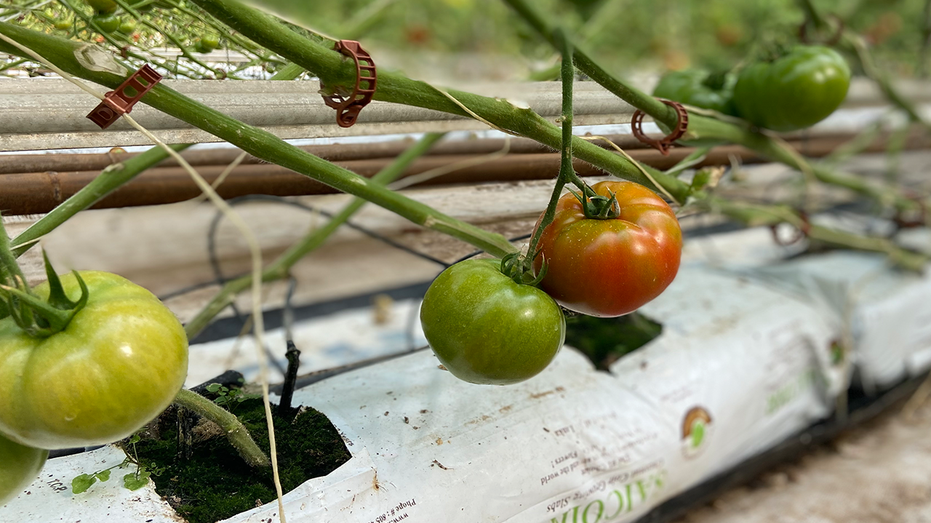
left=123, top=470, right=151, bottom=491
left=71, top=474, right=97, bottom=494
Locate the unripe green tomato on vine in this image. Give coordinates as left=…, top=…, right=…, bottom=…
left=52, top=19, right=73, bottom=31
left=201, top=33, right=221, bottom=50
left=733, top=45, right=851, bottom=132
left=85, top=0, right=118, bottom=14
left=0, top=271, right=189, bottom=450
left=92, top=14, right=120, bottom=34
left=118, top=18, right=137, bottom=35
left=652, top=69, right=738, bottom=115
left=420, top=259, right=565, bottom=385
left=0, top=432, right=47, bottom=506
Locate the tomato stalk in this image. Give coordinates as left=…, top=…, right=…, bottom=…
left=184, top=0, right=689, bottom=201
left=503, top=0, right=927, bottom=214
left=11, top=144, right=192, bottom=259
left=173, top=389, right=270, bottom=467
left=702, top=195, right=929, bottom=272
left=510, top=28, right=591, bottom=285
left=0, top=23, right=517, bottom=258
left=184, top=132, right=448, bottom=340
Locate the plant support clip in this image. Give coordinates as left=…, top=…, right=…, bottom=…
left=630, top=99, right=689, bottom=156
left=86, top=64, right=162, bottom=129
left=321, top=40, right=377, bottom=128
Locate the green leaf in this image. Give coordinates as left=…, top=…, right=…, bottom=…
left=95, top=469, right=111, bottom=482
left=205, top=383, right=222, bottom=393
left=123, top=470, right=151, bottom=491
left=72, top=474, right=97, bottom=494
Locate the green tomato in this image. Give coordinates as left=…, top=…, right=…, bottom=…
left=0, top=432, right=47, bottom=506
left=200, top=33, right=221, bottom=50
left=420, top=259, right=566, bottom=385
left=652, top=69, right=738, bottom=115
left=733, top=45, right=851, bottom=132
left=118, top=18, right=137, bottom=35
left=0, top=271, right=188, bottom=450
left=92, top=14, right=120, bottom=34
left=85, top=0, right=118, bottom=14
left=52, top=19, right=73, bottom=31
left=193, top=39, right=212, bottom=54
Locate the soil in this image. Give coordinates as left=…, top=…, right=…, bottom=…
left=564, top=311, right=662, bottom=370
left=130, top=395, right=351, bottom=523
left=671, top=390, right=931, bottom=523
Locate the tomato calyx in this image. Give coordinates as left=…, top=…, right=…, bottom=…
left=569, top=188, right=621, bottom=220
left=0, top=252, right=88, bottom=337
left=500, top=252, right=547, bottom=287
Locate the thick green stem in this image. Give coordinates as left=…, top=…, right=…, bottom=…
left=525, top=29, right=576, bottom=265
left=502, top=0, right=677, bottom=127
left=0, top=22, right=516, bottom=257
left=11, top=144, right=192, bottom=258
left=184, top=132, right=447, bottom=340
left=707, top=196, right=928, bottom=272
left=502, top=0, right=925, bottom=212
left=269, top=62, right=304, bottom=80
left=173, top=388, right=270, bottom=467
left=0, top=216, right=27, bottom=290
left=187, top=0, right=690, bottom=202
left=797, top=0, right=830, bottom=30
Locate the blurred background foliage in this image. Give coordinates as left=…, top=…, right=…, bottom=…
left=1, top=0, right=929, bottom=80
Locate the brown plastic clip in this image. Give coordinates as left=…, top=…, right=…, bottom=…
left=87, top=64, right=162, bottom=129
left=321, top=40, right=377, bottom=128
left=630, top=99, right=689, bottom=156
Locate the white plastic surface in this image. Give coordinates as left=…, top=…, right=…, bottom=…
left=0, top=263, right=841, bottom=523
left=750, top=250, right=931, bottom=391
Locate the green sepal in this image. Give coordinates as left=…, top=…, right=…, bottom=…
left=499, top=251, right=546, bottom=287
left=0, top=254, right=88, bottom=337
left=43, top=251, right=84, bottom=311
left=569, top=187, right=620, bottom=220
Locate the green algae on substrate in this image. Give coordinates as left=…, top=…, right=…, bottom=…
left=128, top=398, right=351, bottom=523
left=564, top=311, right=662, bottom=370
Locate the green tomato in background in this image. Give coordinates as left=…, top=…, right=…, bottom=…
left=92, top=14, right=120, bottom=34
left=52, top=19, right=73, bottom=31
left=118, top=18, right=137, bottom=35
left=85, top=0, right=118, bottom=14
left=420, top=259, right=565, bottom=385
left=733, top=45, right=851, bottom=132
left=652, top=69, right=738, bottom=115
left=200, top=32, right=221, bottom=50
left=0, top=432, right=48, bottom=506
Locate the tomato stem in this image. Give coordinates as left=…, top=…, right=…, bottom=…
left=184, top=132, right=448, bottom=340
left=703, top=195, right=929, bottom=272
left=519, top=28, right=582, bottom=282
left=11, top=144, right=193, bottom=259
left=0, top=24, right=517, bottom=259
left=173, top=389, right=271, bottom=468
left=179, top=0, right=689, bottom=199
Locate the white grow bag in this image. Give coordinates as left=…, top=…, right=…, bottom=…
left=1, top=262, right=842, bottom=523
